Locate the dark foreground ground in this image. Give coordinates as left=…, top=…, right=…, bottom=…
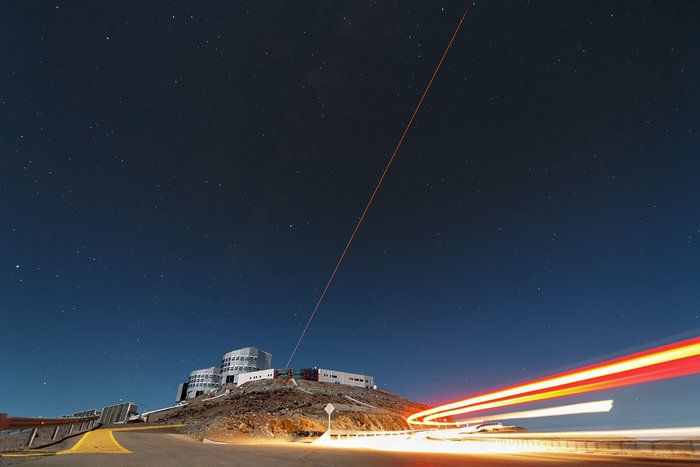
left=1, top=427, right=697, bottom=467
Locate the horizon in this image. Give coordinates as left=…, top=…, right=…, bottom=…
left=2, top=1, right=699, bottom=431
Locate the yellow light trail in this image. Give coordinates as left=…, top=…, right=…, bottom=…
left=408, top=336, right=700, bottom=426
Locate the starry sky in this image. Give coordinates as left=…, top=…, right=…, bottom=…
left=1, top=1, right=699, bottom=429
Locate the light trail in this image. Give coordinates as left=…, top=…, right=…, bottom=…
left=316, top=435, right=541, bottom=455
left=315, top=426, right=700, bottom=455
left=418, top=354, right=700, bottom=425
left=470, top=426, right=700, bottom=439
left=457, top=399, right=614, bottom=425
left=285, top=6, right=471, bottom=368
left=407, top=336, right=700, bottom=426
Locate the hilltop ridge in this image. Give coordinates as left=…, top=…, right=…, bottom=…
left=156, top=378, right=429, bottom=442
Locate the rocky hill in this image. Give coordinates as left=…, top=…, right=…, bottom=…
left=156, top=378, right=429, bottom=442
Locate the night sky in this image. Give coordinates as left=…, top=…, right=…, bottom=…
left=2, top=1, right=699, bottom=429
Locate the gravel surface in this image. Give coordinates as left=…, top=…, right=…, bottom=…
left=155, top=379, right=429, bottom=442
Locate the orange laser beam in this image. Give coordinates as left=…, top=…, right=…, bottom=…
left=285, top=6, right=471, bottom=368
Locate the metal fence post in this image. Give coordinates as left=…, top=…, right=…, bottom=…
left=27, top=428, right=38, bottom=447
left=52, top=425, right=61, bottom=440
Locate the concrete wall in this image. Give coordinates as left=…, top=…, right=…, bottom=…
left=175, top=383, right=188, bottom=402
left=100, top=402, right=137, bottom=424
left=237, top=368, right=275, bottom=386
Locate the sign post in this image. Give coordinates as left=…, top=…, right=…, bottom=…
left=324, top=403, right=335, bottom=433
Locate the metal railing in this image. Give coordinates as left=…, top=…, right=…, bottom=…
left=0, top=413, right=100, bottom=448
left=326, top=429, right=423, bottom=440
left=462, top=435, right=700, bottom=458
left=320, top=430, right=700, bottom=458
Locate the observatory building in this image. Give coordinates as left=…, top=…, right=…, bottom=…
left=177, top=346, right=272, bottom=400
left=175, top=346, right=374, bottom=402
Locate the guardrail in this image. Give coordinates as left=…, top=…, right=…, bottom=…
left=0, top=413, right=100, bottom=448
left=326, top=429, right=425, bottom=440
left=320, top=429, right=700, bottom=458
left=463, top=435, right=700, bottom=458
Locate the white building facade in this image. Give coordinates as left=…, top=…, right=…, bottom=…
left=235, top=367, right=374, bottom=389
left=220, top=347, right=273, bottom=385
left=177, top=346, right=273, bottom=401
left=318, top=368, right=374, bottom=388
left=185, top=366, right=221, bottom=399
left=236, top=368, right=275, bottom=386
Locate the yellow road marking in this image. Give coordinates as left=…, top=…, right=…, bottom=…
left=55, top=425, right=185, bottom=455
left=111, top=424, right=186, bottom=432
left=0, top=452, right=54, bottom=457
left=57, top=430, right=131, bottom=454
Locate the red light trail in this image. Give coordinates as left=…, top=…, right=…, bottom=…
left=407, top=336, right=700, bottom=426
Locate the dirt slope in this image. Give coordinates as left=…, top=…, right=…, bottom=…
left=156, top=379, right=429, bottom=442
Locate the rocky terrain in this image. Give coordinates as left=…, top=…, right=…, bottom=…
left=155, top=378, right=430, bottom=442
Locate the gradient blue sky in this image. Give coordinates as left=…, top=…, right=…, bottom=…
left=1, top=1, right=699, bottom=429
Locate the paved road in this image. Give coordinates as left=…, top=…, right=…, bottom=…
left=2, top=428, right=697, bottom=466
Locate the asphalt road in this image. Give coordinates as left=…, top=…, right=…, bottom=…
left=2, top=428, right=697, bottom=466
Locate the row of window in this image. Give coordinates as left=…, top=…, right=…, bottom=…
left=189, top=375, right=221, bottom=383
left=189, top=382, right=218, bottom=388
left=222, top=365, right=258, bottom=372
left=320, top=373, right=369, bottom=382
left=221, top=355, right=258, bottom=364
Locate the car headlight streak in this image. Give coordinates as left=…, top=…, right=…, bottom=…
left=457, top=399, right=613, bottom=425
left=407, top=336, right=700, bottom=426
